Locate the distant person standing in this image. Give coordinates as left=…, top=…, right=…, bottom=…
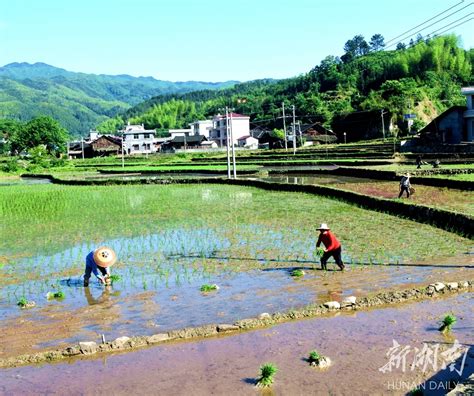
left=416, top=155, right=422, bottom=169
left=316, top=223, right=345, bottom=271
left=398, top=173, right=411, bottom=198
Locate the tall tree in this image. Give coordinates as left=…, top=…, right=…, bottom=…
left=396, top=42, right=406, bottom=50
left=369, top=34, right=385, bottom=51
left=10, top=116, right=68, bottom=154
left=342, top=35, right=370, bottom=62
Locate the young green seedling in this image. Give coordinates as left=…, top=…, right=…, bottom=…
left=256, top=363, right=278, bottom=388
left=109, top=274, right=121, bottom=283
left=308, top=350, right=321, bottom=365
left=315, top=247, right=324, bottom=257
left=291, top=269, right=305, bottom=277
left=439, top=313, right=457, bottom=333
left=46, top=290, right=65, bottom=299
left=200, top=284, right=219, bottom=292
left=17, top=297, right=28, bottom=307
left=307, top=349, right=332, bottom=368
left=17, top=297, right=35, bottom=308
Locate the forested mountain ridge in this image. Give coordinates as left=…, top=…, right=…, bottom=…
left=0, top=62, right=237, bottom=136
left=110, top=35, right=473, bottom=136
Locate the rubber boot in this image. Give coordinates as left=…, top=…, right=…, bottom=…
left=83, top=278, right=90, bottom=287
left=338, top=263, right=345, bottom=271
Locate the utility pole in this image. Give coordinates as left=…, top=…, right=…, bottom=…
left=292, top=105, right=296, bottom=155
left=282, top=102, right=288, bottom=151
left=225, top=107, right=231, bottom=178
left=298, top=121, right=302, bottom=145
left=230, top=111, right=236, bottom=178
left=81, top=137, right=85, bottom=161
left=381, top=109, right=386, bottom=141
left=121, top=131, right=125, bottom=168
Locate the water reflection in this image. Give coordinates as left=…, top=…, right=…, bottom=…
left=84, top=285, right=114, bottom=305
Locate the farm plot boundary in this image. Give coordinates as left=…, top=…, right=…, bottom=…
left=268, top=167, right=474, bottom=190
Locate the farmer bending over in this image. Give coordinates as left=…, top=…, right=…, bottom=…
left=84, top=246, right=116, bottom=287
left=316, top=223, right=345, bottom=271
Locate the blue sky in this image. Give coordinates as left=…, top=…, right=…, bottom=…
left=1, top=0, right=473, bottom=82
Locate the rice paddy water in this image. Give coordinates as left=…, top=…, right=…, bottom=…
left=0, top=183, right=471, bottom=352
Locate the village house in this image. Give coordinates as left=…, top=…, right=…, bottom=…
left=168, top=128, right=192, bottom=138
left=210, top=113, right=250, bottom=147
left=402, top=87, right=474, bottom=152
left=67, top=132, right=122, bottom=159
left=121, top=123, right=157, bottom=155
left=237, top=135, right=258, bottom=149
left=160, top=134, right=212, bottom=152
left=300, top=123, right=337, bottom=146
left=418, top=87, right=474, bottom=144
left=189, top=120, right=213, bottom=138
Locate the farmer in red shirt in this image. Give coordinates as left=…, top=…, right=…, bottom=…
left=316, top=223, right=345, bottom=271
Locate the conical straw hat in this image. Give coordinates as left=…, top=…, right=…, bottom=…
left=317, top=223, right=330, bottom=230
left=93, top=247, right=117, bottom=268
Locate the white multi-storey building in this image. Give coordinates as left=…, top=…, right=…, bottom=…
left=189, top=120, right=213, bottom=138
left=210, top=113, right=250, bottom=147
left=121, top=123, right=157, bottom=154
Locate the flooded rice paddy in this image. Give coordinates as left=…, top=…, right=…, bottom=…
left=1, top=293, right=472, bottom=395
left=0, top=183, right=472, bottom=359
left=264, top=174, right=474, bottom=215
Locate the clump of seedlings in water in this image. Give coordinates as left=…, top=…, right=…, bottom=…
left=291, top=269, right=305, bottom=277
left=17, top=297, right=36, bottom=309
left=200, top=283, right=219, bottom=292
left=109, top=274, right=121, bottom=283
left=307, top=350, right=332, bottom=368
left=439, top=313, right=457, bottom=333
left=256, top=363, right=278, bottom=388
left=46, top=290, right=65, bottom=299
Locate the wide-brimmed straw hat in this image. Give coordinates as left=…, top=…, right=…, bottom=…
left=317, top=223, right=330, bottom=231
left=93, top=247, right=117, bottom=268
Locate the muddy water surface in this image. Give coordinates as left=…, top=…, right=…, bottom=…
left=1, top=183, right=471, bottom=360
left=0, top=253, right=471, bottom=359
left=1, top=293, right=472, bottom=395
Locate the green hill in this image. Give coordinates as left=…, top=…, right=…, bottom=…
left=0, top=62, right=237, bottom=136
left=119, top=35, right=473, bottom=138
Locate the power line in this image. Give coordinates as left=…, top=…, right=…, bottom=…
left=385, top=0, right=467, bottom=45
left=387, top=12, right=473, bottom=49
left=386, top=8, right=473, bottom=49
left=432, top=16, right=474, bottom=36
